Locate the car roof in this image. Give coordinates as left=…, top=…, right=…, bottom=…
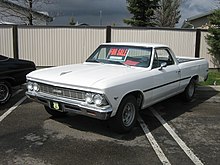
left=101, top=42, right=168, bottom=48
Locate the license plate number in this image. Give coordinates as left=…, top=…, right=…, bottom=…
left=51, top=102, right=62, bottom=111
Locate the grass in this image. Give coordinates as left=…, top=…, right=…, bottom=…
left=199, top=71, right=220, bottom=86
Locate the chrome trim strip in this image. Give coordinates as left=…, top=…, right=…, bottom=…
left=38, top=83, right=86, bottom=101
left=26, top=91, right=112, bottom=120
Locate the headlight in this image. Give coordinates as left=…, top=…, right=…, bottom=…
left=27, top=82, right=33, bottom=91
left=85, top=93, right=108, bottom=106
left=94, top=94, right=107, bottom=106
left=85, top=93, right=94, bottom=104
left=27, top=82, right=40, bottom=92
left=33, top=83, right=40, bottom=92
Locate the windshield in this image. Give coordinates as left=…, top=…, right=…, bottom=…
left=86, top=45, right=152, bottom=68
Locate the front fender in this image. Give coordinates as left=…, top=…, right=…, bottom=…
left=105, top=86, right=144, bottom=117
left=0, top=76, right=15, bottom=85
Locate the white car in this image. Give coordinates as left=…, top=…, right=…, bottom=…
left=26, top=43, right=208, bottom=133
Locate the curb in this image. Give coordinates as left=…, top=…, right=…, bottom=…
left=197, top=86, right=220, bottom=92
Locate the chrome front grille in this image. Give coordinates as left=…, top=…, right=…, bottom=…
left=39, top=83, right=86, bottom=101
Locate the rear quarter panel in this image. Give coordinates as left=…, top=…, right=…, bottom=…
left=178, top=59, right=208, bottom=89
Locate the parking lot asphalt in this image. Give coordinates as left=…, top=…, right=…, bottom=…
left=0, top=86, right=219, bottom=165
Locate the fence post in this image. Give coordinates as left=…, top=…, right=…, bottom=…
left=195, top=29, right=201, bottom=58
left=106, top=26, right=111, bottom=43
left=12, top=25, right=19, bottom=59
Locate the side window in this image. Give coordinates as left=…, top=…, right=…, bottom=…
left=152, top=49, right=175, bottom=69
left=152, top=52, right=160, bottom=69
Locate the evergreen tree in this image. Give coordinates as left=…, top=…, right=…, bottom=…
left=154, top=0, right=181, bottom=27
left=206, top=9, right=220, bottom=68
left=124, top=0, right=159, bottom=27
left=69, top=17, right=76, bottom=26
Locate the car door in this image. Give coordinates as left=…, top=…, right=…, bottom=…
left=151, top=48, right=181, bottom=103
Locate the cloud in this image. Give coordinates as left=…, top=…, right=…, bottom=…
left=44, top=0, right=219, bottom=26
left=182, top=0, right=217, bottom=16
left=45, top=0, right=130, bottom=25
left=48, top=0, right=128, bottom=16
left=178, top=0, right=218, bottom=27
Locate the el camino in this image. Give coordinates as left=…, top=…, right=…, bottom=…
left=26, top=43, right=208, bottom=133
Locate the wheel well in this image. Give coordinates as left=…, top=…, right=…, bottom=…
left=124, top=91, right=144, bottom=109
left=0, top=78, right=14, bottom=86
left=192, top=75, right=199, bottom=83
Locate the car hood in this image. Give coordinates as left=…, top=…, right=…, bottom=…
left=27, top=62, right=147, bottom=90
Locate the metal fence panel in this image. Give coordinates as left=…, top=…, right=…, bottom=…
left=111, top=28, right=196, bottom=58
left=18, top=27, right=106, bottom=66
left=0, top=26, right=13, bottom=58
left=0, top=25, right=218, bottom=68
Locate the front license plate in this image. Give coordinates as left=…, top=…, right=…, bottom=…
left=51, top=102, right=62, bottom=111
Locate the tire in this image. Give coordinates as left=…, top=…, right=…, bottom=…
left=109, top=95, right=138, bottom=133
left=0, top=81, right=12, bottom=104
left=182, top=79, right=196, bottom=102
left=44, top=106, right=67, bottom=117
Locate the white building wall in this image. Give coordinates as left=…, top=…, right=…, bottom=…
left=0, top=5, right=48, bottom=25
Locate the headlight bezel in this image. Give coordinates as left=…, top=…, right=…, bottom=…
left=27, top=81, right=40, bottom=92
left=33, top=83, right=40, bottom=92
left=85, top=92, right=108, bottom=107
left=85, top=93, right=94, bottom=104
left=93, top=94, right=107, bottom=107
left=27, top=82, right=34, bottom=91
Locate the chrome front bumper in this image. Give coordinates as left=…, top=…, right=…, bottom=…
left=26, top=92, right=112, bottom=120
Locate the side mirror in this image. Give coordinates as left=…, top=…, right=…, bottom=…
left=159, top=62, right=167, bottom=70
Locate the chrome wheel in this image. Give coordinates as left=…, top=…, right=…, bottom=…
left=122, top=103, right=136, bottom=127
left=109, top=95, right=138, bottom=133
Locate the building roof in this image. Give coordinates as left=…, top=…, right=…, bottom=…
left=181, top=10, right=217, bottom=29
left=0, top=0, right=53, bottom=22
left=186, top=10, right=214, bottom=22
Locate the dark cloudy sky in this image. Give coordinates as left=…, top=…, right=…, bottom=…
left=44, top=0, right=219, bottom=27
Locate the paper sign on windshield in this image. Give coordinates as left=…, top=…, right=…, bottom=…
left=108, top=48, right=128, bottom=61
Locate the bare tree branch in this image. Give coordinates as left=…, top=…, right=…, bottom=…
left=0, top=0, right=52, bottom=25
